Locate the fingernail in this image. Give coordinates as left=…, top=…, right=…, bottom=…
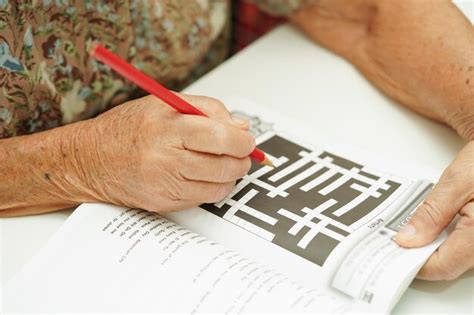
left=398, top=224, right=417, bottom=239
left=231, top=115, right=247, bottom=125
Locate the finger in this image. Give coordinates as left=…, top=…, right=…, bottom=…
left=157, top=182, right=233, bottom=212
left=179, top=94, right=249, bottom=130
left=179, top=151, right=251, bottom=183
left=181, top=180, right=235, bottom=204
left=396, top=167, right=472, bottom=248
left=178, top=115, right=256, bottom=158
left=416, top=203, right=474, bottom=280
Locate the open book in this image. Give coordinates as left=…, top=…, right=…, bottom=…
left=3, top=99, right=446, bottom=313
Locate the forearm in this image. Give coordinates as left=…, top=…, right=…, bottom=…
left=0, top=121, right=98, bottom=217
left=291, top=0, right=474, bottom=139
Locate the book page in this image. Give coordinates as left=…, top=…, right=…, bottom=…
left=3, top=203, right=353, bottom=313
left=163, top=98, right=445, bottom=312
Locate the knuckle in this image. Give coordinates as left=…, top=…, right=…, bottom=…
left=442, top=273, right=459, bottom=281
left=179, top=116, right=201, bottom=143
left=242, top=156, right=252, bottom=173
left=220, top=157, right=251, bottom=181
left=235, top=132, right=256, bottom=158
left=209, top=183, right=234, bottom=203
left=418, top=266, right=437, bottom=281
left=206, top=97, right=226, bottom=112
left=237, top=158, right=252, bottom=178
left=416, top=201, right=446, bottom=230
left=437, top=263, right=460, bottom=281
left=196, top=96, right=227, bottom=117
left=164, top=165, right=187, bottom=202
left=441, top=166, right=462, bottom=183
left=467, top=172, right=474, bottom=188
left=421, top=256, right=456, bottom=281
left=165, top=181, right=185, bottom=202
left=139, top=106, right=175, bottom=135
left=215, top=158, right=231, bottom=182
left=211, top=124, right=232, bottom=154
left=244, top=132, right=256, bottom=155
left=441, top=161, right=472, bottom=188
left=208, top=124, right=255, bottom=158
left=460, top=214, right=474, bottom=229
left=219, top=182, right=234, bottom=200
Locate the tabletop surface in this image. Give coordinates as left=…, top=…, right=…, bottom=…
left=2, top=2, right=473, bottom=313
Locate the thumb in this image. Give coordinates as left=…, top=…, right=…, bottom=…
left=396, top=172, right=469, bottom=248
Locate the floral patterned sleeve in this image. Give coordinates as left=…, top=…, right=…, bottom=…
left=251, top=0, right=317, bottom=16
left=0, top=0, right=228, bottom=139
left=0, top=0, right=311, bottom=139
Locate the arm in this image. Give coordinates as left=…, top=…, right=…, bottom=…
left=291, top=0, right=474, bottom=139
left=0, top=121, right=96, bottom=216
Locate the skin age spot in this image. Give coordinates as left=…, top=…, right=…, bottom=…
left=468, top=66, right=474, bottom=72
left=467, top=79, right=470, bottom=85
left=44, top=173, right=51, bottom=180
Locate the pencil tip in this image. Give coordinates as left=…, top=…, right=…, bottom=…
left=260, top=156, right=275, bottom=168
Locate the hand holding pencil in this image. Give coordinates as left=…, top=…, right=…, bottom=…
left=69, top=43, right=275, bottom=213
left=82, top=92, right=257, bottom=212
left=90, top=43, right=274, bottom=168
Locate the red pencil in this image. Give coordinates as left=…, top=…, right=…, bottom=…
left=89, top=43, right=274, bottom=167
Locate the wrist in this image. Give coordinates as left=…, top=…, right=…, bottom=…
left=58, top=119, right=105, bottom=204
left=0, top=121, right=100, bottom=216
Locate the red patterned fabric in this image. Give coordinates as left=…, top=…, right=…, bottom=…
left=233, top=1, right=286, bottom=52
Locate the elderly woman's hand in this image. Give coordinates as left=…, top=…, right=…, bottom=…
left=74, top=94, right=255, bottom=212
left=291, top=0, right=474, bottom=139
left=0, top=94, right=254, bottom=216
left=396, top=141, right=474, bottom=280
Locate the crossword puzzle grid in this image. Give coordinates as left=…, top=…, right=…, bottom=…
left=202, top=134, right=402, bottom=266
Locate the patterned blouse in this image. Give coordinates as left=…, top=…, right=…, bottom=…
left=0, top=0, right=313, bottom=138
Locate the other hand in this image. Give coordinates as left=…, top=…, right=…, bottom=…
left=396, top=141, right=474, bottom=280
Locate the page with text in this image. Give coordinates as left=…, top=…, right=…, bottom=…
left=3, top=204, right=354, bottom=313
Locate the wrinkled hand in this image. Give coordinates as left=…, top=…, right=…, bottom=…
left=291, top=0, right=474, bottom=140
left=396, top=141, right=474, bottom=280
left=72, top=94, right=254, bottom=212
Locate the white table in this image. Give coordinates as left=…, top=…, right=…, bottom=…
left=2, top=3, right=473, bottom=313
